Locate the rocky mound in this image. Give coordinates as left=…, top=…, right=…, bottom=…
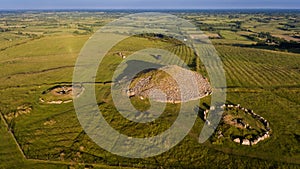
left=128, top=65, right=211, bottom=103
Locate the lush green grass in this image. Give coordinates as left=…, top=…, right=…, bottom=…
left=1, top=35, right=298, bottom=167
left=0, top=114, right=26, bottom=168
left=217, top=45, right=300, bottom=87
left=0, top=11, right=299, bottom=168
left=219, top=30, right=253, bottom=41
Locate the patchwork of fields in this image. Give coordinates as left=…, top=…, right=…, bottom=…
left=0, top=10, right=299, bottom=168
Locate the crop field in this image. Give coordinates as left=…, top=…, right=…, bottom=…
left=0, top=10, right=299, bottom=168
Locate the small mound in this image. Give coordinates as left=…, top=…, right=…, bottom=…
left=40, top=85, right=84, bottom=104
left=128, top=65, right=211, bottom=103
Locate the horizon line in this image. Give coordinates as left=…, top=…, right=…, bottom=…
left=0, top=8, right=300, bottom=11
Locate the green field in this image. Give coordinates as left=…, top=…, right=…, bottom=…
left=0, top=10, right=299, bottom=168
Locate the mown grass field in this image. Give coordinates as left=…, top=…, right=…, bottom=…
left=0, top=10, right=299, bottom=168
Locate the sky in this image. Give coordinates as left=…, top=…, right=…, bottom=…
left=0, top=0, right=299, bottom=10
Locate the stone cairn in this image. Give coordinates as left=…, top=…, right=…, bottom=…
left=127, top=66, right=212, bottom=103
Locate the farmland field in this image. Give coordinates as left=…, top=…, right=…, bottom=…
left=0, top=10, right=299, bottom=168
